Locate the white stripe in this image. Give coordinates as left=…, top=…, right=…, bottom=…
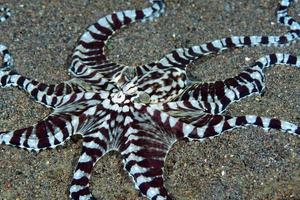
left=124, top=10, right=136, bottom=20
left=74, top=169, right=86, bottom=179
left=124, top=116, right=133, bottom=126
left=160, top=112, right=168, bottom=123
left=81, top=32, right=94, bottom=42
left=121, top=142, right=140, bottom=155
left=183, top=124, right=194, bottom=135
left=136, top=175, right=152, bottom=186
left=0, top=131, right=13, bottom=144
left=130, top=164, right=147, bottom=175
left=78, top=153, right=92, bottom=163
left=98, top=17, right=111, bottom=29
left=147, top=187, right=160, bottom=198
left=169, top=117, right=178, bottom=128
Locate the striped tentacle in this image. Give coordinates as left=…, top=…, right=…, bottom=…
left=70, top=138, right=106, bottom=200
left=149, top=99, right=299, bottom=136
left=69, top=1, right=166, bottom=88
left=176, top=54, right=300, bottom=114
left=0, top=44, right=13, bottom=69
left=119, top=110, right=174, bottom=200
left=0, top=112, right=79, bottom=152
left=0, top=7, right=10, bottom=23
left=70, top=117, right=112, bottom=200
left=156, top=0, right=299, bottom=70
left=0, top=69, right=86, bottom=108
left=133, top=103, right=208, bottom=140
left=183, top=114, right=300, bottom=141
left=0, top=91, right=107, bottom=152
left=150, top=100, right=220, bottom=125
left=277, top=0, right=300, bottom=31
left=150, top=100, right=300, bottom=138
left=214, top=54, right=300, bottom=112
left=52, top=92, right=105, bottom=113
left=136, top=105, right=300, bottom=142
left=150, top=100, right=228, bottom=132
left=70, top=105, right=125, bottom=200
left=0, top=45, right=89, bottom=108
left=66, top=93, right=127, bottom=200
left=0, top=47, right=88, bottom=109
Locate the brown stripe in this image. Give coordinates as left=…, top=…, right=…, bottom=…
left=111, top=13, right=122, bottom=29
left=94, top=22, right=112, bottom=35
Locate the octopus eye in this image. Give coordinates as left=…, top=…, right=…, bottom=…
left=134, top=92, right=150, bottom=104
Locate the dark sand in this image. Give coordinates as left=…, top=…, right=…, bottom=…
left=0, top=0, right=299, bottom=199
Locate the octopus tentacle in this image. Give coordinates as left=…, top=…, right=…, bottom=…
left=0, top=6, right=10, bottom=23
left=0, top=44, right=13, bottom=69
left=176, top=54, right=300, bottom=113
left=70, top=133, right=108, bottom=200
left=69, top=107, right=120, bottom=200
left=137, top=105, right=300, bottom=140
left=155, top=0, right=299, bottom=70
left=0, top=91, right=108, bottom=153
left=130, top=0, right=300, bottom=104
left=0, top=69, right=86, bottom=108
left=0, top=112, right=78, bottom=152
left=69, top=1, right=166, bottom=87
left=151, top=107, right=299, bottom=137
left=119, top=114, right=174, bottom=200
left=277, top=0, right=299, bottom=30
left=133, top=104, right=209, bottom=140
left=0, top=91, right=106, bottom=152
left=184, top=114, right=300, bottom=141
left=0, top=46, right=87, bottom=108
left=150, top=100, right=216, bottom=125
left=69, top=105, right=117, bottom=199
left=120, top=105, right=269, bottom=199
